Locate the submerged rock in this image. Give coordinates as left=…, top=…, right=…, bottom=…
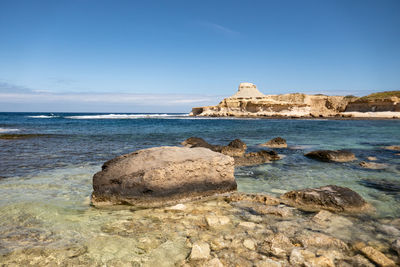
left=359, top=161, right=388, bottom=170
left=190, top=241, right=211, bottom=260
left=392, top=239, right=400, bottom=257
left=305, top=150, right=356, bottom=162
left=260, top=137, right=287, bottom=148
left=281, top=185, right=371, bottom=213
left=359, top=179, right=400, bottom=193
left=92, top=146, right=236, bottom=207
left=359, top=246, right=396, bottom=267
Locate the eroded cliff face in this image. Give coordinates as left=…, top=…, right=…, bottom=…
left=345, top=97, right=400, bottom=112
left=190, top=83, right=400, bottom=118
left=191, top=94, right=352, bottom=118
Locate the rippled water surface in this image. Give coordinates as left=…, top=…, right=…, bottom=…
left=0, top=112, right=399, bottom=265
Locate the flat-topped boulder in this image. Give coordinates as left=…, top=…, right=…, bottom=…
left=305, top=150, right=356, bottom=162
left=92, top=146, right=236, bottom=207
left=281, top=185, right=372, bottom=213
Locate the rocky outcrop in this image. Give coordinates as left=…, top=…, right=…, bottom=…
left=260, top=137, right=287, bottom=148
left=281, top=185, right=372, bottom=213
left=234, top=150, right=280, bottom=166
left=190, top=83, right=400, bottom=118
left=384, top=145, right=400, bottom=151
left=181, top=137, right=279, bottom=166
left=91, top=146, right=236, bottom=207
left=181, top=137, right=246, bottom=156
left=305, top=150, right=356, bottom=162
left=359, top=161, right=388, bottom=169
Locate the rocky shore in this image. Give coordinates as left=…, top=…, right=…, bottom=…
left=190, top=83, right=400, bottom=119
left=83, top=138, right=400, bottom=266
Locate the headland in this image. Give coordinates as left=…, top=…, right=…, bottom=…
left=191, top=83, right=400, bottom=119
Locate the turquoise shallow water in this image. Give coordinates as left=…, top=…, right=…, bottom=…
left=0, top=112, right=400, bottom=264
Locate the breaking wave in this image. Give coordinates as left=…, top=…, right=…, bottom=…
left=64, top=114, right=189, bottom=119
left=0, top=128, right=20, bottom=133
left=27, top=114, right=59, bottom=118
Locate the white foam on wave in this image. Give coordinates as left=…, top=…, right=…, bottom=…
left=65, top=114, right=189, bottom=119
left=27, top=115, right=59, bottom=118
left=0, top=128, right=20, bottom=133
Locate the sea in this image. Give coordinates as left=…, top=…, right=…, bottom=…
left=0, top=112, right=399, bottom=265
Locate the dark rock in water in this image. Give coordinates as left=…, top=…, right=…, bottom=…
left=359, top=161, right=388, bottom=170
left=234, top=150, right=280, bottom=167
left=383, top=145, right=400, bottom=151
left=181, top=137, right=246, bottom=157
left=305, top=150, right=356, bottom=162
left=260, top=137, right=287, bottom=148
left=92, top=146, right=236, bottom=207
left=221, top=139, right=247, bottom=157
left=281, top=185, right=371, bottom=213
left=0, top=134, right=49, bottom=140
left=359, top=179, right=400, bottom=193
left=227, top=139, right=247, bottom=150
left=181, top=137, right=280, bottom=166
left=181, top=137, right=222, bottom=152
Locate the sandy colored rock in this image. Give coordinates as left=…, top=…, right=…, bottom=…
left=384, top=145, right=400, bottom=151
left=225, top=192, right=280, bottom=205
left=261, top=233, right=294, bottom=258
left=92, top=146, right=236, bottom=207
left=260, top=137, right=287, bottom=148
left=238, top=221, right=257, bottom=229
left=190, top=241, right=211, bottom=260
left=243, top=239, right=256, bottom=250
left=206, top=258, right=224, bottom=267
left=252, top=205, right=293, bottom=217
left=359, top=161, right=388, bottom=169
left=305, top=150, right=356, bottom=162
left=367, top=156, right=377, bottom=161
left=255, top=259, right=283, bottom=267
left=205, top=215, right=230, bottom=228
left=360, top=246, right=396, bottom=267
left=298, top=232, right=348, bottom=250
left=307, top=256, right=335, bottom=267
left=289, top=248, right=316, bottom=266
left=281, top=185, right=371, bottom=213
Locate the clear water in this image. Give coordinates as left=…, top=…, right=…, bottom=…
left=0, top=112, right=399, bottom=264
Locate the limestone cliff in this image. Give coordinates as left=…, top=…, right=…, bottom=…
left=345, top=91, right=400, bottom=112
left=190, top=83, right=400, bottom=118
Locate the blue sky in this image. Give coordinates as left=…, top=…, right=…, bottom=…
left=1, top=0, right=399, bottom=112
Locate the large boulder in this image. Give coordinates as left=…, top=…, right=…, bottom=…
left=260, top=137, right=287, bottom=148
left=281, top=185, right=371, bottom=213
left=305, top=150, right=356, bottom=162
left=92, top=146, right=236, bottom=207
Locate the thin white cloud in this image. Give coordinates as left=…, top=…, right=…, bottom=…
left=199, top=21, right=240, bottom=36
left=0, top=91, right=221, bottom=106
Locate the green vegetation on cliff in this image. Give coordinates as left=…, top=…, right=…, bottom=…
left=360, top=91, right=400, bottom=100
